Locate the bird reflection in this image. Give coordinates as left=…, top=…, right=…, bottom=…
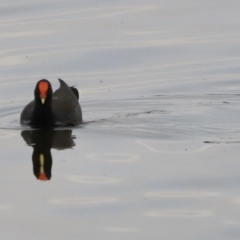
left=21, top=129, right=76, bottom=181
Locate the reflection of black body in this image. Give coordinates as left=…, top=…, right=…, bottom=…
left=21, top=129, right=75, bottom=181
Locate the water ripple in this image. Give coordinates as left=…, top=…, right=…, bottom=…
left=86, top=153, right=139, bottom=163
left=50, top=197, right=119, bottom=205
left=65, top=175, right=121, bottom=184
left=147, top=210, right=212, bottom=218
left=146, top=191, right=221, bottom=198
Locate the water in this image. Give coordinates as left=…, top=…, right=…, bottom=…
left=0, top=1, right=240, bottom=239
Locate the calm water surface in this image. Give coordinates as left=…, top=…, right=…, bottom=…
left=0, top=1, right=240, bottom=239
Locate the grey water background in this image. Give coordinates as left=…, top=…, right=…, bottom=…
left=0, top=0, right=240, bottom=239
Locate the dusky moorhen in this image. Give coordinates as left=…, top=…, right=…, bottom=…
left=20, top=78, right=82, bottom=127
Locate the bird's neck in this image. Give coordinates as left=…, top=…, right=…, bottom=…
left=31, top=101, right=54, bottom=127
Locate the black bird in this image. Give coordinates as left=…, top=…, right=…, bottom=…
left=20, top=78, right=82, bottom=127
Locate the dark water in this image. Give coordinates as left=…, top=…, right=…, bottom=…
left=1, top=1, right=240, bottom=239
